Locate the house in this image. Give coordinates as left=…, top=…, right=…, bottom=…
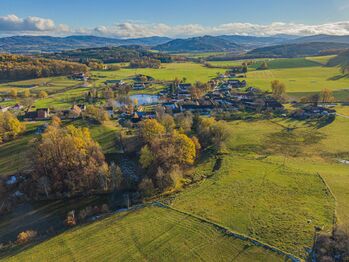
left=70, top=105, right=82, bottom=118
left=105, top=79, right=124, bottom=85
left=71, top=73, right=88, bottom=81
left=133, top=83, right=146, bottom=90
left=177, top=91, right=192, bottom=100
left=178, top=83, right=192, bottom=91
left=77, top=104, right=86, bottom=111
left=227, top=79, right=247, bottom=88
left=11, top=104, right=23, bottom=111
left=0, top=106, right=10, bottom=112
left=36, top=108, right=50, bottom=119
left=163, top=102, right=180, bottom=113
left=227, top=67, right=245, bottom=74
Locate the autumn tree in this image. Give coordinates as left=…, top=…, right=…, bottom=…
left=139, top=119, right=165, bottom=144
left=23, top=89, right=31, bottom=98
left=109, top=162, right=123, bottom=192
left=175, top=112, right=193, bottom=133
left=38, top=90, right=48, bottom=98
left=158, top=113, right=175, bottom=133
left=320, top=88, right=335, bottom=103
left=51, top=115, right=62, bottom=127
left=258, top=61, right=269, bottom=70
left=271, top=80, right=286, bottom=101
left=21, top=97, right=35, bottom=112
left=0, top=111, right=25, bottom=143
left=301, top=94, right=320, bottom=106
left=140, top=145, right=154, bottom=168
left=196, top=117, right=230, bottom=152
left=85, top=105, right=110, bottom=123
left=32, top=124, right=109, bottom=198
left=10, top=89, right=17, bottom=98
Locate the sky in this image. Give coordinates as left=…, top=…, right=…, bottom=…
left=1, top=0, right=349, bottom=38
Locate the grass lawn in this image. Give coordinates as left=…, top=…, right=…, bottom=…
left=5, top=206, right=286, bottom=262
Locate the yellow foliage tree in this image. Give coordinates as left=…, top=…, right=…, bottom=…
left=139, top=119, right=165, bottom=143
left=38, top=90, right=48, bottom=98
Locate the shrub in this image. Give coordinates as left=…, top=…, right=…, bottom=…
left=16, top=230, right=37, bottom=244
left=65, top=211, right=77, bottom=227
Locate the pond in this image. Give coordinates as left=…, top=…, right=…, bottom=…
left=129, top=94, right=160, bottom=105
left=115, top=94, right=160, bottom=107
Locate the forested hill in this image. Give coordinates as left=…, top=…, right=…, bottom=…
left=246, top=42, right=349, bottom=58
left=327, top=49, right=349, bottom=67
left=43, top=46, right=173, bottom=63
left=0, top=54, right=88, bottom=81
left=154, top=35, right=242, bottom=52
left=0, top=35, right=172, bottom=54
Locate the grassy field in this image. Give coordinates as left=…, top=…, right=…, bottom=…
left=92, top=62, right=220, bottom=84
left=0, top=77, right=80, bottom=93
left=168, top=120, right=335, bottom=257
left=306, top=55, right=336, bottom=65
left=0, top=122, right=42, bottom=176
left=209, top=57, right=321, bottom=70
left=5, top=206, right=286, bottom=262
left=246, top=66, right=349, bottom=94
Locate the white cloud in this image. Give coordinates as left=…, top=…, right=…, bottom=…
left=88, top=21, right=349, bottom=38
left=2, top=14, right=349, bottom=38
left=0, top=14, right=69, bottom=34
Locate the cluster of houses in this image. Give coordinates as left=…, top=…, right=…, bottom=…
left=155, top=77, right=282, bottom=117
left=0, top=104, right=23, bottom=113
left=70, top=73, right=89, bottom=82
left=23, top=104, right=86, bottom=120
left=290, top=105, right=336, bottom=120
left=105, top=75, right=155, bottom=91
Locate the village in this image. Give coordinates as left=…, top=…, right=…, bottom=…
left=0, top=66, right=337, bottom=130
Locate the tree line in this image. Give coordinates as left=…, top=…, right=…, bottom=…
left=0, top=54, right=88, bottom=81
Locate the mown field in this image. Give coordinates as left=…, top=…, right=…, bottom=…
left=4, top=206, right=286, bottom=262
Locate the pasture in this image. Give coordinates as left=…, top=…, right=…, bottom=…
left=4, top=206, right=286, bottom=262
left=169, top=119, right=336, bottom=257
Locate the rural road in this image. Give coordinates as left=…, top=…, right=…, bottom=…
left=336, top=113, right=349, bottom=119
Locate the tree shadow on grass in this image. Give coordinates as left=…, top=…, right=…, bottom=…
left=327, top=74, right=349, bottom=81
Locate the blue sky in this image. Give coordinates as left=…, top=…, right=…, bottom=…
left=1, top=0, right=349, bottom=37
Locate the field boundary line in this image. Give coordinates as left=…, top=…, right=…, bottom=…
left=153, top=202, right=302, bottom=262
left=315, top=172, right=338, bottom=226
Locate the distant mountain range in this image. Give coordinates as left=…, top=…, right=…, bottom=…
left=1, top=34, right=349, bottom=55
left=154, top=35, right=243, bottom=52
left=289, top=34, right=349, bottom=44
left=247, top=42, right=349, bottom=58
left=0, top=35, right=172, bottom=54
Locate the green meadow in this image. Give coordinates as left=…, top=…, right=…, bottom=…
left=5, top=206, right=286, bottom=262
left=168, top=119, right=338, bottom=257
